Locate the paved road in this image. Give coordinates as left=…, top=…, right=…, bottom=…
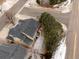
left=65, top=0, right=79, bottom=59
left=20, top=7, right=71, bottom=27
left=0, top=0, right=27, bottom=30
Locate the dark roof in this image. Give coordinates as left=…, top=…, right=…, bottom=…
left=8, top=19, right=39, bottom=45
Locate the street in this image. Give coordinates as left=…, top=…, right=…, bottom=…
left=20, top=7, right=71, bottom=26
left=65, top=0, right=79, bottom=59
left=0, top=0, right=27, bottom=30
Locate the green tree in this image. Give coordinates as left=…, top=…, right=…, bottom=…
left=36, top=0, right=67, bottom=5
left=39, top=12, right=64, bottom=59
left=36, top=0, right=40, bottom=5
left=49, top=0, right=66, bottom=5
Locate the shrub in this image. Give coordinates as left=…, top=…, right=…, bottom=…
left=39, top=12, right=64, bottom=59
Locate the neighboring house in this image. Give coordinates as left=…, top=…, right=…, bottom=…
left=0, top=44, right=26, bottom=59
left=8, top=19, right=39, bottom=45
left=0, top=19, right=39, bottom=59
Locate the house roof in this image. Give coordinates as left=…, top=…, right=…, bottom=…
left=8, top=19, right=39, bottom=45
